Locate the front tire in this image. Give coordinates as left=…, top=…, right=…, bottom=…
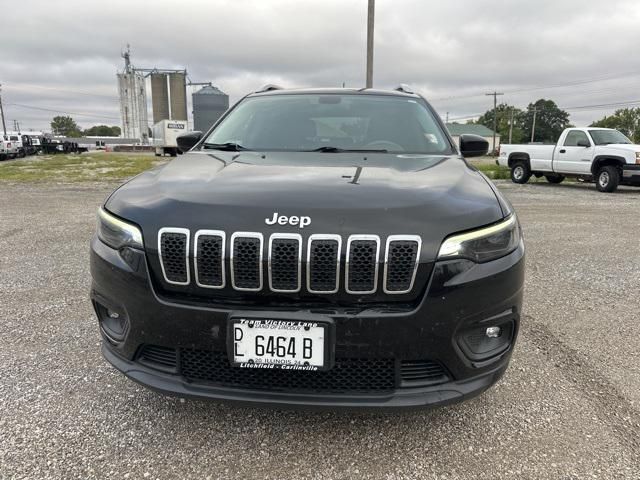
left=510, top=161, right=531, bottom=184
left=596, top=166, right=620, bottom=193
left=545, top=174, right=565, bottom=184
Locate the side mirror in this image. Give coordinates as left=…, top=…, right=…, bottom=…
left=459, top=134, right=489, bottom=158
left=176, top=131, right=203, bottom=153
left=576, top=139, right=590, bottom=148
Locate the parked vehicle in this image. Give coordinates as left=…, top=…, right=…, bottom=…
left=152, top=120, right=188, bottom=156
left=498, top=128, right=640, bottom=192
left=40, top=137, right=88, bottom=154
left=5, top=132, right=39, bottom=157
left=1, top=134, right=18, bottom=160
left=91, top=86, right=524, bottom=409
left=19, top=134, right=39, bottom=156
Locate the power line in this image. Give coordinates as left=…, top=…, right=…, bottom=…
left=447, top=99, right=640, bottom=123
left=431, top=69, right=640, bottom=103
left=2, top=82, right=119, bottom=100
left=7, top=102, right=122, bottom=121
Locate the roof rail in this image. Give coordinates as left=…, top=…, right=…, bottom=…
left=255, top=84, right=283, bottom=93
left=394, top=84, right=414, bottom=94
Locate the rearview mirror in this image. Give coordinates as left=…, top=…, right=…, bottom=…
left=176, top=131, right=203, bottom=153
left=577, top=139, right=590, bottom=148
left=459, top=134, right=489, bottom=158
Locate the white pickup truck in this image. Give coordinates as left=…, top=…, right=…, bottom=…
left=1, top=134, right=18, bottom=160
left=497, top=127, right=640, bottom=193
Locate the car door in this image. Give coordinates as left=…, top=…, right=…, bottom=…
left=554, top=130, right=594, bottom=174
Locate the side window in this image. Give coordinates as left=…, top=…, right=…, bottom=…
left=564, top=130, right=589, bottom=147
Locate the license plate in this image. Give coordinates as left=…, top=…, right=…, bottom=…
left=229, top=318, right=328, bottom=370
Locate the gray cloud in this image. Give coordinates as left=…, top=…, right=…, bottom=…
left=2, top=0, right=639, bottom=131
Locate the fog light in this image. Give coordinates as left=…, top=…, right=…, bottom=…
left=94, top=302, right=129, bottom=343
left=486, top=326, right=502, bottom=338
left=458, top=321, right=513, bottom=361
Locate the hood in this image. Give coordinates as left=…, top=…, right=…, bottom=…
left=596, top=144, right=640, bottom=154
left=106, top=151, right=504, bottom=261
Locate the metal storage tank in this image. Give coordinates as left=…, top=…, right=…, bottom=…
left=117, top=72, right=149, bottom=142
left=150, top=73, right=170, bottom=123
left=169, top=72, right=188, bottom=121
left=192, top=86, right=229, bottom=133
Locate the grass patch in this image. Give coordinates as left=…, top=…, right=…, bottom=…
left=473, top=162, right=511, bottom=180
left=0, top=152, right=166, bottom=183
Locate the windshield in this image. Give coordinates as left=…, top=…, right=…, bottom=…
left=588, top=129, right=632, bottom=145
left=203, top=94, right=453, bottom=154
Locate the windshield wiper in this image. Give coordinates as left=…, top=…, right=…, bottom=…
left=202, top=142, right=251, bottom=151
left=307, top=146, right=388, bottom=153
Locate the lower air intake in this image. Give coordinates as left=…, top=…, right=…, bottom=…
left=400, top=360, right=449, bottom=386
left=137, top=345, right=178, bottom=373
left=181, top=349, right=396, bottom=393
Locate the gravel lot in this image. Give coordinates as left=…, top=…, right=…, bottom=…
left=1, top=180, right=639, bottom=479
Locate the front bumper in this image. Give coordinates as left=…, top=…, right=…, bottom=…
left=622, top=164, right=640, bottom=185
left=90, top=236, right=525, bottom=409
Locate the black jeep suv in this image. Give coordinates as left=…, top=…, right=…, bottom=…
left=90, top=86, right=524, bottom=408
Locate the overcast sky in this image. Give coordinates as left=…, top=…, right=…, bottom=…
left=2, top=0, right=640, bottom=132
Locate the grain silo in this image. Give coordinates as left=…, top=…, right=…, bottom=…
left=169, top=72, right=188, bottom=121
left=192, top=86, right=229, bottom=133
left=150, top=73, right=170, bottom=123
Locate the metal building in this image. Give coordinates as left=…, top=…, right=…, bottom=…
left=192, top=86, right=229, bottom=133
left=150, top=73, right=170, bottom=124
left=169, top=72, right=188, bottom=121
left=117, top=48, right=149, bottom=143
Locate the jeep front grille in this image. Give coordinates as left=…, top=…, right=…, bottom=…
left=383, top=236, right=421, bottom=294
left=158, top=228, right=190, bottom=285
left=346, top=235, right=380, bottom=294
left=307, top=235, right=341, bottom=294
left=268, top=234, right=302, bottom=292
left=194, top=231, right=225, bottom=289
left=157, top=229, right=422, bottom=295
left=230, top=232, right=263, bottom=291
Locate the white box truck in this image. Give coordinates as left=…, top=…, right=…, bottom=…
left=152, top=120, right=188, bottom=157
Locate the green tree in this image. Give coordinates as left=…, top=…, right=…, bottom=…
left=474, top=103, right=526, bottom=144
left=521, top=99, right=571, bottom=143
left=50, top=116, right=82, bottom=137
left=590, top=108, right=640, bottom=143
left=83, top=125, right=122, bottom=136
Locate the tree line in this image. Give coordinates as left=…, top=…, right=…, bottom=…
left=468, top=99, right=640, bottom=144
left=50, top=115, right=121, bottom=137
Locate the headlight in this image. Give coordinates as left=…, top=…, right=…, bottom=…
left=97, top=207, right=143, bottom=250
left=438, top=214, right=520, bottom=263
left=635, top=151, right=640, bottom=164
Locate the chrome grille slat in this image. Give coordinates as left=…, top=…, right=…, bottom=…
left=383, top=235, right=421, bottom=294
left=158, top=228, right=190, bottom=285
left=230, top=232, right=263, bottom=291
left=345, top=235, right=380, bottom=294
left=194, top=230, right=226, bottom=289
left=307, top=234, right=341, bottom=294
left=268, top=233, right=302, bottom=293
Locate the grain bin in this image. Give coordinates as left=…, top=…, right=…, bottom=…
left=192, top=86, right=229, bottom=133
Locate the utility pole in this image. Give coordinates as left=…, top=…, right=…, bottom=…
left=365, top=0, right=375, bottom=88
left=508, top=108, right=514, bottom=144
left=0, top=84, right=7, bottom=136
left=485, top=91, right=504, bottom=154
left=445, top=112, right=449, bottom=123
left=530, top=107, right=538, bottom=143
